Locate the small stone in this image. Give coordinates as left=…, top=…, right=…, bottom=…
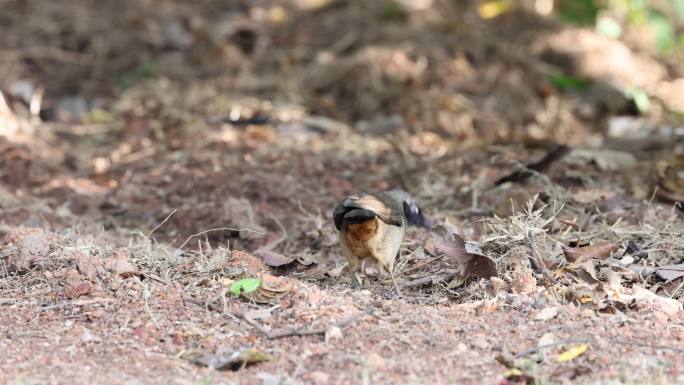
left=510, top=270, right=537, bottom=294
left=366, top=352, right=385, bottom=369
left=325, top=326, right=342, bottom=343
left=81, top=327, right=96, bottom=343
left=534, top=306, right=559, bottom=321
left=55, top=96, right=89, bottom=123
left=310, top=371, right=330, bottom=385
left=489, top=276, right=507, bottom=294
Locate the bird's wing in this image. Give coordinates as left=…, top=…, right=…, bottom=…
left=333, top=193, right=403, bottom=230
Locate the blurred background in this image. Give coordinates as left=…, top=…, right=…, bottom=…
left=1, top=0, right=683, bottom=248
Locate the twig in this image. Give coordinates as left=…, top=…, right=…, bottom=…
left=400, top=254, right=444, bottom=275
left=0, top=47, right=92, bottom=65
left=242, top=307, right=374, bottom=340
left=495, top=145, right=571, bottom=186
left=142, top=272, right=170, bottom=285
left=669, top=278, right=684, bottom=299
left=143, top=284, right=160, bottom=328
left=515, top=339, right=591, bottom=358
left=183, top=297, right=221, bottom=313
left=397, top=271, right=457, bottom=289
left=515, top=338, right=684, bottom=359
left=527, top=230, right=556, bottom=284
left=38, top=298, right=116, bottom=311
left=145, top=209, right=177, bottom=238
left=0, top=298, right=18, bottom=306
left=5, top=330, right=47, bottom=339
left=176, top=227, right=265, bottom=254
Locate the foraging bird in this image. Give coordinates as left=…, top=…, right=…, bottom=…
left=333, top=190, right=429, bottom=285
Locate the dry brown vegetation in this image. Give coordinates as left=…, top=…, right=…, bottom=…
left=1, top=0, right=684, bottom=384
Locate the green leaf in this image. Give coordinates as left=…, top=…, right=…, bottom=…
left=596, top=17, right=623, bottom=38
left=672, top=0, right=684, bottom=22
left=625, top=86, right=650, bottom=113
left=558, top=0, right=600, bottom=25
left=116, top=61, right=158, bottom=89
left=549, top=74, right=591, bottom=91
left=230, top=278, right=261, bottom=296
left=376, top=0, right=407, bottom=23
left=648, top=10, right=677, bottom=52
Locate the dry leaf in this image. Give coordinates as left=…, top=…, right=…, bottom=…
left=562, top=242, right=618, bottom=263
left=654, top=264, right=684, bottom=282
left=64, top=281, right=94, bottom=299
left=229, top=250, right=267, bottom=275
left=244, top=274, right=294, bottom=304
left=106, top=257, right=140, bottom=278
left=431, top=224, right=498, bottom=279
left=655, top=154, right=684, bottom=203
left=188, top=347, right=270, bottom=370
left=556, top=344, right=588, bottom=362
left=603, top=285, right=682, bottom=316
left=256, top=250, right=294, bottom=267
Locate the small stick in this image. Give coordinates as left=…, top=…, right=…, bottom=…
left=38, top=298, right=116, bottom=311
left=397, top=271, right=457, bottom=289
left=515, top=339, right=591, bottom=358
left=142, top=272, right=169, bottom=285
left=515, top=338, right=684, bottom=359
left=527, top=230, right=556, bottom=284
left=669, top=278, right=684, bottom=299
left=176, top=227, right=265, bottom=255
left=400, top=254, right=444, bottom=275
left=0, top=298, right=18, bottom=306
left=145, top=209, right=178, bottom=238
left=242, top=307, right=374, bottom=340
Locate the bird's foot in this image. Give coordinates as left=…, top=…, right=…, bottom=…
left=350, top=272, right=365, bottom=289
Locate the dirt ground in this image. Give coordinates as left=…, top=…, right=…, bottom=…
left=2, top=1, right=684, bottom=384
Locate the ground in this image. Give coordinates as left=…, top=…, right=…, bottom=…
left=1, top=1, right=684, bottom=384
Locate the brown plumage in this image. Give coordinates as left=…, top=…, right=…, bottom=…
left=333, top=190, right=429, bottom=285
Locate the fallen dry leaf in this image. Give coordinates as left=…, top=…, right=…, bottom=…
left=256, top=250, right=294, bottom=267
left=562, top=242, right=618, bottom=263
left=64, top=281, right=94, bottom=299
left=431, top=224, right=498, bottom=279
left=655, top=154, right=684, bottom=203
left=106, top=257, right=141, bottom=278
left=556, top=344, right=588, bottom=362
left=244, top=274, right=294, bottom=304
left=188, top=347, right=271, bottom=370
left=654, top=264, right=684, bottom=282
left=603, top=285, right=682, bottom=316
left=229, top=250, right=267, bottom=275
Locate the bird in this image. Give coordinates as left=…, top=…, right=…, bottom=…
left=333, top=190, right=429, bottom=286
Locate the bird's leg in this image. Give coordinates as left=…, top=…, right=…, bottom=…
left=373, top=251, right=402, bottom=297
left=379, top=262, right=401, bottom=297
left=353, top=271, right=364, bottom=288
left=347, top=256, right=364, bottom=288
